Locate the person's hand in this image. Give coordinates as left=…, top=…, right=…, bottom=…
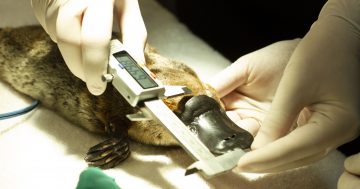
left=231, top=0, right=360, bottom=173
left=338, top=153, right=360, bottom=189
left=208, top=39, right=300, bottom=136
left=31, top=0, right=147, bottom=95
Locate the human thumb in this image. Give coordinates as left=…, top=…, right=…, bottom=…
left=251, top=57, right=307, bottom=149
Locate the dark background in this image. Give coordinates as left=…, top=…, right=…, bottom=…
left=157, top=0, right=327, bottom=61
left=156, top=0, right=359, bottom=156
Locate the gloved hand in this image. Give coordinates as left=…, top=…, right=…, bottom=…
left=216, top=0, right=359, bottom=173
left=338, top=153, right=360, bottom=189
left=213, top=0, right=360, bottom=172
left=31, top=0, right=147, bottom=95
left=207, top=39, right=300, bottom=137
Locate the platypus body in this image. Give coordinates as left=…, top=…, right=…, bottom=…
left=0, top=26, right=252, bottom=169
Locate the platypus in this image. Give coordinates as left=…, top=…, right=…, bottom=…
left=0, top=25, right=253, bottom=169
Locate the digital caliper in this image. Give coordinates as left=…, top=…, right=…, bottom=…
left=105, top=39, right=246, bottom=178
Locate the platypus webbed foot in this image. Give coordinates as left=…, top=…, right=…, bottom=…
left=85, top=136, right=130, bottom=169
left=178, top=95, right=254, bottom=155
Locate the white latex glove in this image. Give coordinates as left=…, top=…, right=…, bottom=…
left=208, top=39, right=300, bottom=137
left=31, top=0, right=147, bottom=95
left=338, top=153, right=360, bottom=189
left=234, top=0, right=360, bottom=173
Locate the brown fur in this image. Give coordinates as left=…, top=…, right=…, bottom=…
left=0, top=25, right=219, bottom=146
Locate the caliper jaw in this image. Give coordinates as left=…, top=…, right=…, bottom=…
left=126, top=85, right=191, bottom=121
left=185, top=148, right=246, bottom=177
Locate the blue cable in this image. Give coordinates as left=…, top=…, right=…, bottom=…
left=0, top=100, right=40, bottom=120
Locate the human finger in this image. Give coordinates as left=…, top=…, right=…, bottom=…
left=81, top=0, right=114, bottom=95
left=223, top=98, right=265, bottom=136
left=31, top=0, right=63, bottom=42
left=338, top=171, right=360, bottom=189
left=250, top=38, right=314, bottom=149
left=208, top=39, right=299, bottom=99
left=56, top=0, right=88, bottom=81
left=236, top=125, right=325, bottom=172
left=237, top=109, right=357, bottom=173
left=207, top=57, right=249, bottom=98
left=344, top=153, right=360, bottom=175
left=115, top=0, right=147, bottom=65
left=221, top=92, right=270, bottom=116
left=231, top=116, right=261, bottom=137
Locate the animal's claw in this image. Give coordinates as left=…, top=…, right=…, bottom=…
left=85, top=137, right=130, bottom=169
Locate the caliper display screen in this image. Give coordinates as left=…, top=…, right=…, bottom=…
left=113, top=51, right=158, bottom=89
